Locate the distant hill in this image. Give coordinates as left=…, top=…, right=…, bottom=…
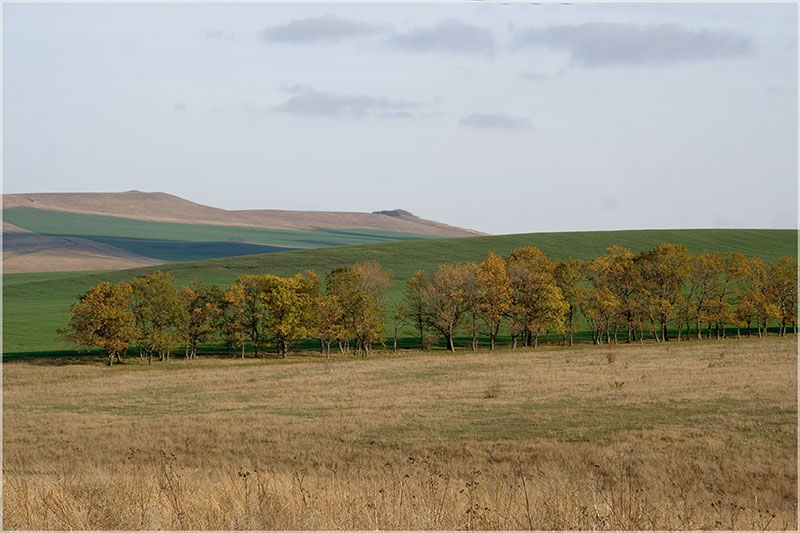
left=2, top=191, right=484, bottom=272
left=3, top=191, right=484, bottom=237
left=3, top=227, right=796, bottom=355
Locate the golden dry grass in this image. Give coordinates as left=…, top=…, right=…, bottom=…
left=3, top=336, right=797, bottom=529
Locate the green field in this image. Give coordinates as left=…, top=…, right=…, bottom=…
left=2, top=207, right=436, bottom=261
left=3, top=228, right=795, bottom=356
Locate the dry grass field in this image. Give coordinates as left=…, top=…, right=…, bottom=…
left=3, top=336, right=796, bottom=530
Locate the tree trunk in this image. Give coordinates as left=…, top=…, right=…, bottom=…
left=490, top=334, right=496, bottom=351
left=446, top=334, right=456, bottom=352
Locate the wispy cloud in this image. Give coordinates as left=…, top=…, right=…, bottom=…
left=459, top=112, right=532, bottom=131
left=260, top=15, right=385, bottom=44
left=517, top=69, right=566, bottom=82
left=512, top=23, right=754, bottom=66
left=272, top=86, right=423, bottom=119
left=385, top=19, right=495, bottom=56
left=205, top=28, right=237, bottom=42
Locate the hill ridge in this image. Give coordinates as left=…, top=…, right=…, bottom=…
left=2, top=191, right=484, bottom=237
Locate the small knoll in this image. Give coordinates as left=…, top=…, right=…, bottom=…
left=372, top=209, right=416, bottom=218
left=3, top=192, right=485, bottom=238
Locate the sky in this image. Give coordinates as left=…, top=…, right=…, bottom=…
left=3, top=2, right=797, bottom=235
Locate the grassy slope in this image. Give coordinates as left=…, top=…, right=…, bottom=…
left=2, top=207, right=437, bottom=261
left=3, top=228, right=796, bottom=354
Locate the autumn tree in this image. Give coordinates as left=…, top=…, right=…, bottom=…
left=60, top=281, right=134, bottom=366
left=312, top=293, right=344, bottom=359
left=224, top=275, right=268, bottom=357
left=744, top=257, right=781, bottom=337
left=326, top=262, right=391, bottom=356
left=130, top=271, right=187, bottom=364
left=634, top=243, right=691, bottom=342
left=507, top=247, right=568, bottom=348
left=708, top=253, right=749, bottom=339
left=461, top=262, right=482, bottom=351
left=553, top=258, right=584, bottom=346
left=730, top=257, right=765, bottom=338
left=477, top=252, right=512, bottom=350
left=584, top=254, right=622, bottom=344
left=261, top=272, right=317, bottom=357
left=404, top=271, right=428, bottom=350
left=688, top=253, right=725, bottom=340
left=219, top=297, right=247, bottom=357
left=180, top=280, right=223, bottom=359
left=765, top=256, right=798, bottom=336
left=424, top=263, right=469, bottom=352
left=580, top=285, right=620, bottom=344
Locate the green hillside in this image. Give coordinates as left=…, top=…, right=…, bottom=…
left=2, top=207, right=437, bottom=262
left=3, top=228, right=796, bottom=355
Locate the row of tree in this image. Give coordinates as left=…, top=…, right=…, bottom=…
left=62, top=244, right=797, bottom=365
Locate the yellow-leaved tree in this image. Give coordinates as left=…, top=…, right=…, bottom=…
left=477, top=252, right=512, bottom=350
left=507, top=247, right=568, bottom=348
left=261, top=272, right=318, bottom=358
left=60, top=281, right=134, bottom=366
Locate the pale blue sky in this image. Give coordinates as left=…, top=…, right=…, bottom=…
left=3, top=2, right=797, bottom=234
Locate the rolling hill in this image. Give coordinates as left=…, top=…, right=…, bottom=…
left=3, top=228, right=796, bottom=356
left=3, top=191, right=484, bottom=235
left=2, top=222, right=164, bottom=274
left=2, top=191, right=483, bottom=272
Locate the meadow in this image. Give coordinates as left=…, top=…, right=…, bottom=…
left=3, top=228, right=796, bottom=354
left=3, top=336, right=796, bottom=529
